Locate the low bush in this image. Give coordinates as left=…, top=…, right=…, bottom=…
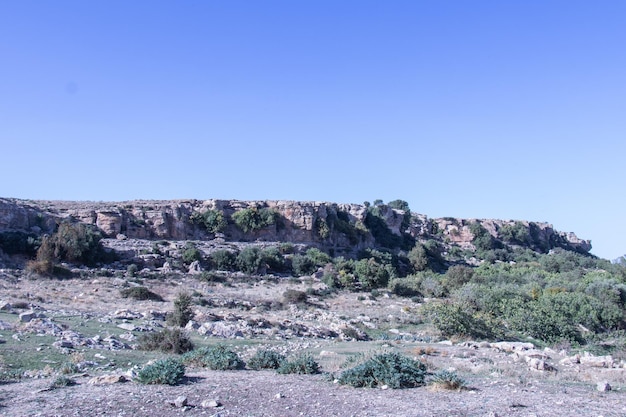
left=137, top=328, right=194, bottom=354
left=248, top=350, right=286, bottom=370
left=388, top=276, right=422, bottom=297
left=181, top=242, right=202, bottom=265
left=182, top=345, right=245, bottom=370
left=283, top=289, right=307, bottom=304
left=210, top=250, right=237, bottom=271
left=428, top=370, right=467, bottom=391
left=277, top=354, right=320, bottom=375
left=338, top=352, right=426, bottom=389
left=50, top=375, right=76, bottom=389
left=59, top=362, right=80, bottom=375
left=423, top=302, right=493, bottom=340
left=136, top=358, right=185, bottom=385
left=236, top=247, right=263, bottom=274
left=120, top=286, right=163, bottom=301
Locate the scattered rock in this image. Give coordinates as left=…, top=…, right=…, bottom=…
left=596, top=381, right=611, bottom=392
left=201, top=399, right=221, bottom=408
left=87, top=375, right=127, bottom=385
left=173, top=395, right=188, bottom=408
left=111, top=310, right=142, bottom=320
left=117, top=323, right=136, bottom=331
left=19, top=310, right=45, bottom=323
left=188, top=260, right=203, bottom=274
left=580, top=352, right=613, bottom=368
left=491, top=342, right=534, bottom=352
left=559, top=354, right=580, bottom=366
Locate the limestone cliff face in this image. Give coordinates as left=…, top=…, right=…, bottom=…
left=0, top=198, right=592, bottom=255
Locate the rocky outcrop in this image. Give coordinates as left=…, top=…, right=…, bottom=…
left=0, top=198, right=592, bottom=256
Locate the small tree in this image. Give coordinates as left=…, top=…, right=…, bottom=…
left=408, top=244, right=428, bottom=272
left=191, top=209, right=227, bottom=234
left=168, top=292, right=194, bottom=327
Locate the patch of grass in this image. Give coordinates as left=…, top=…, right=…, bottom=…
left=58, top=362, right=80, bottom=375
left=50, top=375, right=76, bottom=389
left=428, top=370, right=467, bottom=391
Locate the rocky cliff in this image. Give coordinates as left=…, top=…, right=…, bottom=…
left=0, top=198, right=592, bottom=258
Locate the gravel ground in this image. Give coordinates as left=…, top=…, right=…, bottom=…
left=1, top=369, right=625, bottom=417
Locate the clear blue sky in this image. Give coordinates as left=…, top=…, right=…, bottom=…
left=1, top=1, right=625, bottom=260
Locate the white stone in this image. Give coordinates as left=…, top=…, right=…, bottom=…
left=173, top=395, right=188, bottom=408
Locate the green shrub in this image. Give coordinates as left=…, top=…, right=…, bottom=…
left=354, top=257, right=391, bottom=290
left=423, top=302, right=493, bottom=339
left=261, top=246, right=286, bottom=272
left=277, top=354, right=320, bottom=375
left=181, top=242, right=202, bottom=265
left=210, top=250, right=237, bottom=271
left=126, top=263, right=139, bottom=277
left=191, top=209, right=227, bottom=233
left=338, top=352, right=426, bottom=389
left=316, top=218, right=330, bottom=239
left=279, top=242, right=295, bottom=254
left=137, top=328, right=194, bottom=354
left=443, top=265, right=474, bottom=291
left=52, top=222, right=109, bottom=265
left=292, top=248, right=331, bottom=276
left=470, top=222, right=502, bottom=252
left=236, top=247, right=263, bottom=274
left=408, top=244, right=429, bottom=272
left=136, top=358, right=185, bottom=385
left=232, top=207, right=278, bottom=233
left=292, top=254, right=316, bottom=276
left=248, top=350, right=286, bottom=370
left=182, top=345, right=245, bottom=370
left=388, top=276, right=422, bottom=297
left=120, top=286, right=163, bottom=301
left=499, top=222, right=531, bottom=246
left=0, top=231, right=39, bottom=256
left=168, top=292, right=195, bottom=327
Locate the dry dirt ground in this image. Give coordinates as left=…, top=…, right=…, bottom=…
left=1, top=369, right=625, bottom=417
left=1, top=272, right=626, bottom=417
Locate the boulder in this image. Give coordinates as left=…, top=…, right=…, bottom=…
left=580, top=352, right=613, bottom=368
left=19, top=310, right=45, bottom=323
left=87, top=375, right=127, bottom=385
left=173, top=396, right=188, bottom=408
left=188, top=260, right=203, bottom=274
